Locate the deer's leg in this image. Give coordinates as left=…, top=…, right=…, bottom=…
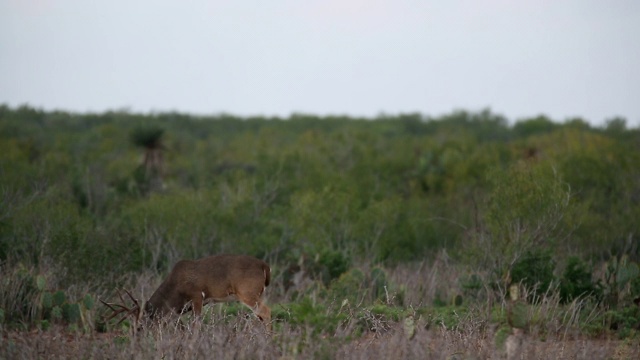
left=191, top=293, right=204, bottom=317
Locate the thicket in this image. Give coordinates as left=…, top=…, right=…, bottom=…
left=1, top=104, right=640, bottom=341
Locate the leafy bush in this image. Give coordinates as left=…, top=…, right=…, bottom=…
left=130, top=126, right=164, bottom=148
left=327, top=269, right=366, bottom=305
left=3, top=106, right=640, bottom=342
left=474, top=162, right=575, bottom=290
left=606, top=305, right=640, bottom=339
left=510, top=250, right=555, bottom=302
left=274, top=297, right=348, bottom=335
left=560, top=256, right=601, bottom=303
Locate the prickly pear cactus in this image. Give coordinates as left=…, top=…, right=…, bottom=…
left=83, top=294, right=94, bottom=310
left=403, top=315, right=416, bottom=339
left=52, top=290, right=66, bottom=307
left=508, top=284, right=528, bottom=330
left=41, top=292, right=53, bottom=310
left=604, top=255, right=640, bottom=307
left=36, top=275, right=46, bottom=292
left=616, top=256, right=639, bottom=288
left=508, top=301, right=528, bottom=329
left=62, top=303, right=82, bottom=323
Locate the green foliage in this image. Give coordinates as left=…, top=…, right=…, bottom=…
left=50, top=306, right=63, bottom=320
left=560, top=257, right=601, bottom=303
left=370, top=267, right=388, bottom=301
left=508, top=301, right=529, bottom=329
left=39, top=288, right=95, bottom=328
left=317, top=250, right=352, bottom=285
left=83, top=294, right=94, bottom=310
left=606, top=305, right=640, bottom=339
left=295, top=250, right=353, bottom=287
left=275, top=297, right=348, bottom=335
left=0, top=264, right=96, bottom=330
left=494, top=325, right=512, bottom=350
left=366, top=303, right=404, bottom=318
left=403, top=314, right=416, bottom=339
left=130, top=126, right=164, bottom=149
left=0, top=264, right=41, bottom=325
left=510, top=250, right=555, bottom=301
left=3, top=105, right=640, bottom=339
left=512, top=115, right=558, bottom=137
left=477, top=162, right=573, bottom=289
left=459, top=273, right=484, bottom=300
left=52, top=290, right=66, bottom=307
left=36, top=275, right=46, bottom=291
left=327, top=269, right=366, bottom=305
left=41, top=292, right=53, bottom=310
left=358, top=304, right=408, bottom=333
left=417, top=305, right=468, bottom=329
left=62, top=303, right=82, bottom=323
left=3, top=105, right=637, bottom=277
left=603, top=255, right=640, bottom=308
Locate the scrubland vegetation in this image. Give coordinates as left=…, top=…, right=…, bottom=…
left=1, top=105, right=639, bottom=358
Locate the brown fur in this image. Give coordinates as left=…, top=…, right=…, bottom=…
left=144, top=254, right=271, bottom=323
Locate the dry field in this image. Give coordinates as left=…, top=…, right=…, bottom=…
left=2, top=318, right=638, bottom=360
left=2, top=261, right=638, bottom=359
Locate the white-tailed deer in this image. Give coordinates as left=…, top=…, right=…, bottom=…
left=101, top=254, right=271, bottom=327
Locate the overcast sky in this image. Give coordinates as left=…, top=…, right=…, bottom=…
left=1, top=0, right=639, bottom=125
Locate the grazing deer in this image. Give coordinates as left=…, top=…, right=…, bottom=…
left=101, top=254, right=271, bottom=328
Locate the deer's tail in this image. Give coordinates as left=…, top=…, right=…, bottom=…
left=263, top=263, right=271, bottom=287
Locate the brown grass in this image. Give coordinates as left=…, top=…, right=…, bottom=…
left=2, top=260, right=639, bottom=359
left=2, top=319, right=638, bottom=360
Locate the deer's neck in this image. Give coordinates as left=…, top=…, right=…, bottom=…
left=145, top=283, right=173, bottom=317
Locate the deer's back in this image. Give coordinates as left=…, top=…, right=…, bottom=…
left=170, top=254, right=269, bottom=288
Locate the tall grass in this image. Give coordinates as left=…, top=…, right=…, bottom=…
left=2, top=259, right=638, bottom=359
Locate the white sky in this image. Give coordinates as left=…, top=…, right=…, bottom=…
left=1, top=0, right=639, bottom=125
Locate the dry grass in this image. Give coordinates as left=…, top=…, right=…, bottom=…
left=2, top=260, right=639, bottom=359
left=2, top=319, right=638, bottom=360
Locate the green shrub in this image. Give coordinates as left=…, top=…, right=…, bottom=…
left=130, top=125, right=164, bottom=148
left=276, top=297, right=348, bottom=335
left=510, top=250, right=556, bottom=302
left=560, top=257, right=600, bottom=303
left=327, top=269, right=366, bottom=305
left=606, top=305, right=640, bottom=339
left=479, top=162, right=574, bottom=288
left=365, top=304, right=407, bottom=321
left=302, top=250, right=351, bottom=286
